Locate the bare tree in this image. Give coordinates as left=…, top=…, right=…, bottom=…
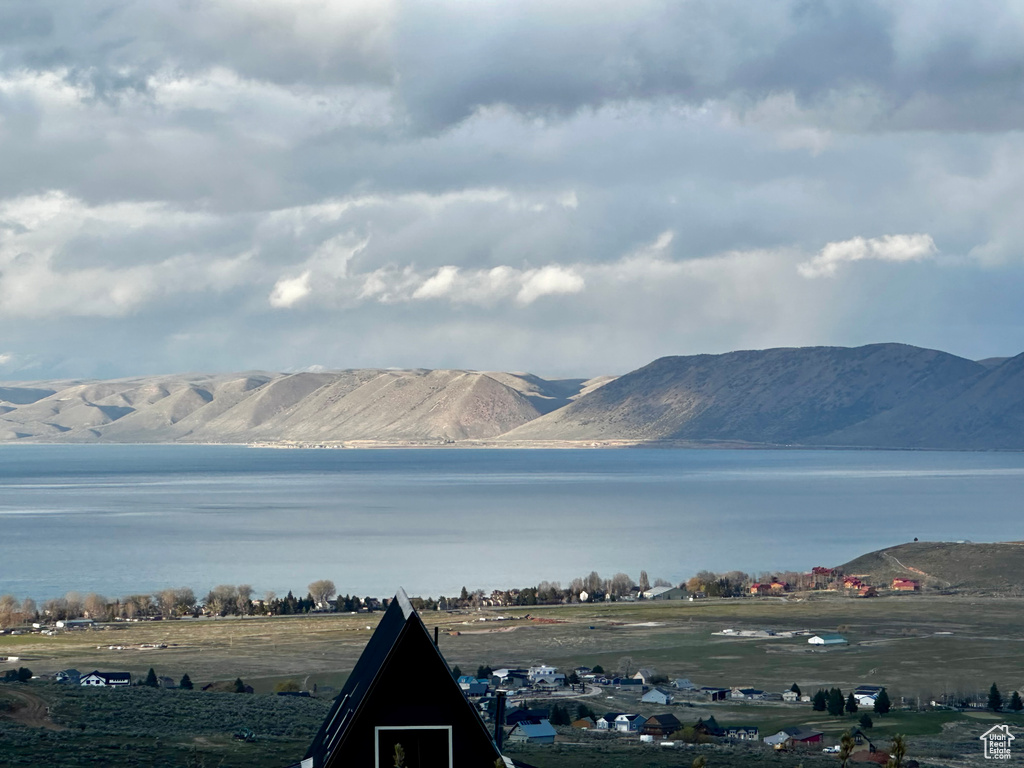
left=264, top=590, right=277, bottom=606
left=174, top=587, right=196, bottom=615
left=653, top=577, right=672, bottom=588
left=638, top=570, right=651, bottom=593
left=617, top=656, right=636, bottom=678
left=159, top=589, right=178, bottom=617
left=64, top=591, right=84, bottom=619
left=308, top=580, right=337, bottom=610
left=584, top=571, right=603, bottom=595
left=0, top=595, right=16, bottom=628
left=609, top=573, right=635, bottom=597
left=83, top=593, right=108, bottom=620
left=20, top=597, right=36, bottom=620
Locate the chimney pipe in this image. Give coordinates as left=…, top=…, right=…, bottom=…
left=434, top=626, right=439, bottom=647
left=495, top=691, right=506, bottom=750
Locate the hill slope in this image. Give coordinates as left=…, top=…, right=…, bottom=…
left=500, top=343, right=989, bottom=445
left=0, top=370, right=602, bottom=444
left=839, top=541, right=1024, bottom=592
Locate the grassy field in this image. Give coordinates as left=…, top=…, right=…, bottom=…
left=3, top=593, right=1024, bottom=765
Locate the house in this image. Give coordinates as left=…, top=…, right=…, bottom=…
left=595, top=713, right=622, bottom=730
left=80, top=671, right=131, bottom=687
left=763, top=726, right=823, bottom=746
left=808, top=634, right=848, bottom=646
left=507, top=719, right=556, bottom=744
left=644, top=586, right=686, bottom=600
left=750, top=583, right=771, bottom=595
left=632, top=668, right=658, bottom=685
left=506, top=708, right=549, bottom=726
left=55, top=669, right=81, bottom=684
left=158, top=676, right=177, bottom=689
left=299, top=588, right=504, bottom=768
left=694, top=717, right=723, bottom=737
left=571, top=716, right=595, bottom=729
left=612, top=677, right=643, bottom=688
left=892, top=578, right=920, bottom=592
left=853, top=685, right=884, bottom=707
left=782, top=690, right=800, bottom=703
left=673, top=678, right=697, bottom=691
left=724, top=726, right=759, bottom=741
left=858, top=586, right=878, bottom=598
left=730, top=687, right=766, bottom=700
left=770, top=581, right=789, bottom=593
left=700, top=687, right=730, bottom=701
left=641, top=687, right=674, bottom=706
left=641, top=713, right=681, bottom=737
left=614, top=714, right=647, bottom=733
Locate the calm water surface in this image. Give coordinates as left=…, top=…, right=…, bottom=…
left=1, top=445, right=1022, bottom=600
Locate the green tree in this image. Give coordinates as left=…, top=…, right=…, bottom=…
left=476, top=665, right=492, bottom=680
left=1009, top=691, right=1023, bottom=712
left=576, top=703, right=595, bottom=720
left=691, top=757, right=707, bottom=768
left=827, top=687, right=846, bottom=717
left=233, top=678, right=246, bottom=693
left=845, top=692, right=858, bottom=714
left=17, top=667, right=32, bottom=682
left=859, top=713, right=873, bottom=729
left=812, top=689, right=828, bottom=711
left=885, top=734, right=907, bottom=768
left=873, top=688, right=891, bottom=715
left=591, top=664, right=604, bottom=674
left=790, top=682, right=801, bottom=697
left=989, top=683, right=1003, bottom=712
left=839, top=731, right=856, bottom=768
left=451, top=665, right=462, bottom=679
left=179, top=673, right=193, bottom=690
left=550, top=704, right=570, bottom=725
left=145, top=668, right=159, bottom=688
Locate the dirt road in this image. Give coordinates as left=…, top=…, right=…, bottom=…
left=0, top=687, right=67, bottom=730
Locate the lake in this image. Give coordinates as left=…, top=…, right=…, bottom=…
left=1, top=445, right=1023, bottom=601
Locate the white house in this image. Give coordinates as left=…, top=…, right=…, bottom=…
left=80, top=671, right=131, bottom=687
left=615, top=714, right=647, bottom=733
left=641, top=687, right=674, bottom=705
left=595, top=713, right=621, bottom=730
left=808, top=634, right=848, bottom=646
left=782, top=690, right=800, bottom=703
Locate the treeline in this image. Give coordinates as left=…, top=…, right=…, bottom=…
left=0, top=581, right=386, bottom=625
left=0, top=566, right=817, bottom=627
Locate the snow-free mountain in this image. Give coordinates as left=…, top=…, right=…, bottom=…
left=1, top=344, right=1022, bottom=449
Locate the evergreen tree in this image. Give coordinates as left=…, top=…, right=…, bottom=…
left=827, top=687, right=846, bottom=717
left=989, top=683, right=1003, bottom=712
left=476, top=665, right=492, bottom=679
left=859, top=713, right=873, bottom=729
left=591, top=664, right=604, bottom=674
left=145, top=668, right=159, bottom=688
left=1010, top=691, right=1023, bottom=712
left=16, top=667, right=32, bottom=682
left=577, top=703, right=595, bottom=720
left=790, top=682, right=801, bottom=697
left=812, top=689, right=828, bottom=711
left=451, top=665, right=462, bottom=679
left=233, top=677, right=246, bottom=693
left=873, top=688, right=891, bottom=715
left=846, top=693, right=859, bottom=714
left=179, top=673, right=193, bottom=690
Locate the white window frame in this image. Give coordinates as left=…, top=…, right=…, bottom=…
left=374, top=725, right=453, bottom=768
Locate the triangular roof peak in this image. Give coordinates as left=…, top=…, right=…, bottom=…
left=302, top=588, right=503, bottom=768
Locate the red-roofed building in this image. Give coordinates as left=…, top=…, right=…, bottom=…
left=892, top=578, right=920, bottom=592
left=750, top=583, right=771, bottom=596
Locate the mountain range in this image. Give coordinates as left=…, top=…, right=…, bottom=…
left=1, top=343, right=1021, bottom=449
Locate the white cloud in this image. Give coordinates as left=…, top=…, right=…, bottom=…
left=269, top=271, right=313, bottom=308
left=798, top=234, right=938, bottom=278
left=515, top=265, right=585, bottom=304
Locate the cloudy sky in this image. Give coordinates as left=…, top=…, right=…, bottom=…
left=1, top=0, right=1023, bottom=380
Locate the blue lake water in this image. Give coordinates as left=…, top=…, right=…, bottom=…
left=1, top=445, right=1023, bottom=601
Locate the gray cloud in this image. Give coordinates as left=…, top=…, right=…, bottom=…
left=1, top=1, right=1023, bottom=380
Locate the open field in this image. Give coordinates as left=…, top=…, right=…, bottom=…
left=3, top=593, right=1024, bottom=765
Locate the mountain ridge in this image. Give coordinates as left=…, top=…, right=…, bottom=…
left=1, top=343, right=1022, bottom=448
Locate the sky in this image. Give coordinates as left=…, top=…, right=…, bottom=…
left=1, top=0, right=1023, bottom=380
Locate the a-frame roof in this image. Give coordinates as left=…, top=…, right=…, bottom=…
left=303, top=588, right=504, bottom=768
